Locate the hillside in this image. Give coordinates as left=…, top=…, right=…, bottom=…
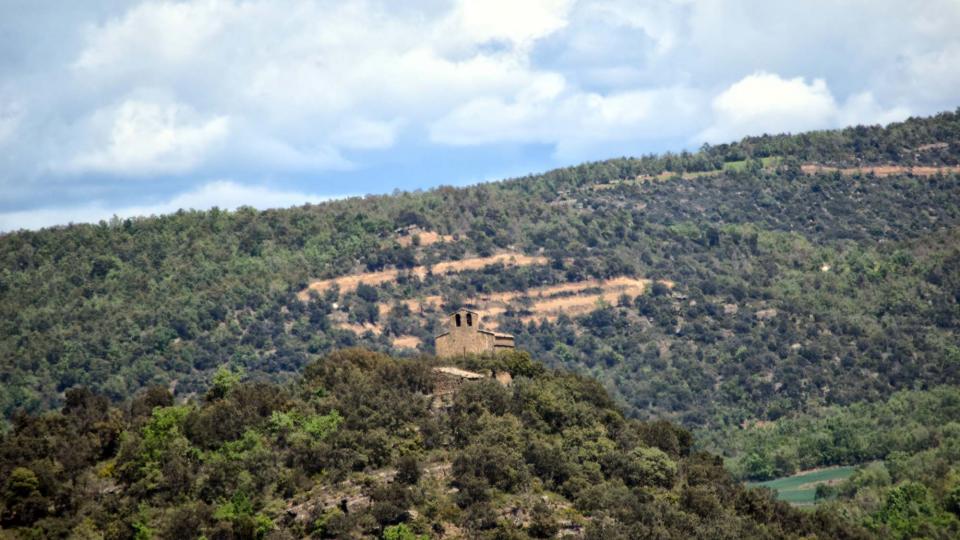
left=3, top=110, right=959, bottom=436
left=0, top=349, right=873, bottom=538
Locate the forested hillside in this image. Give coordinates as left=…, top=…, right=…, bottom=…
left=3, top=110, right=959, bottom=435
left=0, top=349, right=878, bottom=538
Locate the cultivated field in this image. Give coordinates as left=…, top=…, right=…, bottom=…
left=749, top=466, right=857, bottom=505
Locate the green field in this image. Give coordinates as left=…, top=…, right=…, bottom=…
left=748, top=466, right=857, bottom=505
left=723, top=156, right=783, bottom=171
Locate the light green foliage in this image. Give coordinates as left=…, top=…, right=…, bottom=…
left=311, top=507, right=345, bottom=537
left=383, top=523, right=427, bottom=540
left=142, top=406, right=191, bottom=458
left=216, top=429, right=266, bottom=461
left=5, top=467, right=39, bottom=498
left=141, top=405, right=191, bottom=465
left=847, top=462, right=892, bottom=491
left=214, top=491, right=274, bottom=539
left=268, top=409, right=342, bottom=441
left=722, top=156, right=781, bottom=172
left=869, top=482, right=957, bottom=538
left=561, top=424, right=617, bottom=466
left=268, top=410, right=296, bottom=433
left=131, top=405, right=197, bottom=491
left=626, top=446, right=677, bottom=488
left=209, top=366, right=244, bottom=400
left=132, top=505, right=155, bottom=540
left=302, top=410, right=343, bottom=439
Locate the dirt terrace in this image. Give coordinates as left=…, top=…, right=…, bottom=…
left=335, top=276, right=674, bottom=340
left=800, top=164, right=960, bottom=176
left=516, top=277, right=673, bottom=323
left=297, top=252, right=549, bottom=300
left=396, top=229, right=454, bottom=247
left=590, top=163, right=960, bottom=190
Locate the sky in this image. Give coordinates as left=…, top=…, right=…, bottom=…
left=1, top=0, right=959, bottom=231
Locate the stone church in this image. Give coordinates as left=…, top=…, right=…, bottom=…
left=434, top=309, right=515, bottom=358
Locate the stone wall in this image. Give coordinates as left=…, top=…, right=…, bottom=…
left=435, top=309, right=515, bottom=358
left=493, top=334, right=515, bottom=350
left=436, top=328, right=498, bottom=357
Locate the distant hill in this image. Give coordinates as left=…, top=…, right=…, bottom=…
left=3, top=109, right=959, bottom=434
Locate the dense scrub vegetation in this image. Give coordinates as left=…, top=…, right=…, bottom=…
left=0, top=349, right=874, bottom=539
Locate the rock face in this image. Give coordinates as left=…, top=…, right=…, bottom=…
left=434, top=309, right=514, bottom=358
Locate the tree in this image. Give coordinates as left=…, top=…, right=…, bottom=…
left=384, top=523, right=427, bottom=540
left=1, top=467, right=48, bottom=526
left=396, top=454, right=421, bottom=486
left=528, top=500, right=558, bottom=538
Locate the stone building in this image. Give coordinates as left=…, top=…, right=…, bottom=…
left=434, top=309, right=515, bottom=358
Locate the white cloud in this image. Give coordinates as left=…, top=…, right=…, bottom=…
left=698, top=72, right=910, bottom=143
left=837, top=92, right=911, bottom=128
left=0, top=180, right=341, bottom=232
left=331, top=118, right=402, bottom=150
left=431, top=77, right=703, bottom=159
left=61, top=0, right=584, bottom=175
left=446, top=0, right=574, bottom=47
left=74, top=0, right=225, bottom=72
left=45, top=0, right=960, bottom=168
left=65, top=99, right=229, bottom=175
left=698, top=73, right=837, bottom=141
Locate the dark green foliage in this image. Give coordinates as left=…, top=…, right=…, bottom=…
left=395, top=454, right=421, bottom=486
